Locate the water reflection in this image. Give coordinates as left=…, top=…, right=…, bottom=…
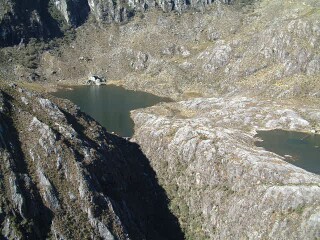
left=53, top=85, right=170, bottom=137
left=255, top=130, right=320, bottom=174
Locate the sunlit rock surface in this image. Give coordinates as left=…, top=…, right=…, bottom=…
left=0, top=84, right=183, bottom=239
left=132, top=97, right=320, bottom=239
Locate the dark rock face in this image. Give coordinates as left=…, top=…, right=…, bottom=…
left=0, top=0, right=236, bottom=46
left=53, top=0, right=90, bottom=26
left=0, top=0, right=64, bottom=46
left=0, top=84, right=183, bottom=239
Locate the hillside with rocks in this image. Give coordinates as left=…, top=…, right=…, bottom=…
left=0, top=0, right=234, bottom=47
left=131, top=97, right=320, bottom=239
left=19, top=0, right=320, bottom=100
left=1, top=0, right=318, bottom=100
left=0, top=0, right=320, bottom=239
left=0, top=84, right=183, bottom=239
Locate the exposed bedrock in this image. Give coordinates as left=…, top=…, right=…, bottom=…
left=131, top=97, right=320, bottom=239
left=0, top=84, right=183, bottom=239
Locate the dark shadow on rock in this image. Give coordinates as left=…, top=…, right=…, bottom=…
left=59, top=108, right=101, bottom=149
left=91, top=133, right=185, bottom=240
left=58, top=103, right=185, bottom=239
left=0, top=0, right=66, bottom=47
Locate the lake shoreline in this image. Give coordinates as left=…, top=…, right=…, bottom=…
left=53, top=84, right=171, bottom=137
left=255, top=129, right=320, bottom=175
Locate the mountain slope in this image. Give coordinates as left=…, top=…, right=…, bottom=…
left=0, top=0, right=236, bottom=47
left=0, top=83, right=183, bottom=239
left=33, top=0, right=320, bottom=100
left=132, top=96, right=320, bottom=239
left=0, top=0, right=319, bottom=239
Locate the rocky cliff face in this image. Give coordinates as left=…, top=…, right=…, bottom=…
left=52, top=0, right=90, bottom=26
left=0, top=0, right=65, bottom=46
left=0, top=83, right=183, bottom=239
left=0, top=0, right=234, bottom=46
left=86, top=0, right=231, bottom=23
left=50, top=0, right=234, bottom=24
left=131, top=97, right=320, bottom=239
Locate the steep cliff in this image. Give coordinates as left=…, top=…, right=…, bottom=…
left=86, top=0, right=231, bottom=23
left=0, top=83, right=183, bottom=239
left=0, top=0, right=65, bottom=46
left=52, top=0, right=90, bottom=26
left=0, top=0, right=236, bottom=46
left=131, top=97, right=320, bottom=239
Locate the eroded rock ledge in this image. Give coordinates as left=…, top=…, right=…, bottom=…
left=131, top=96, right=320, bottom=239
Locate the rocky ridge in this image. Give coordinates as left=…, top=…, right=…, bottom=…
left=0, top=83, right=183, bottom=239
left=131, top=97, right=320, bottom=239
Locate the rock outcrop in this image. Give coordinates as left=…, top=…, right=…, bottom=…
left=86, top=75, right=106, bottom=85
left=0, top=83, right=183, bottom=239
left=52, top=0, right=90, bottom=26
left=131, top=97, right=320, bottom=239
left=54, top=0, right=234, bottom=24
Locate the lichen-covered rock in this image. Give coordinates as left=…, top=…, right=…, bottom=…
left=131, top=96, right=320, bottom=239
left=37, top=168, right=61, bottom=211
left=0, top=84, right=183, bottom=239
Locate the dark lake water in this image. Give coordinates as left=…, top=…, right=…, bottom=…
left=255, top=130, right=320, bottom=174
left=53, top=85, right=170, bottom=137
